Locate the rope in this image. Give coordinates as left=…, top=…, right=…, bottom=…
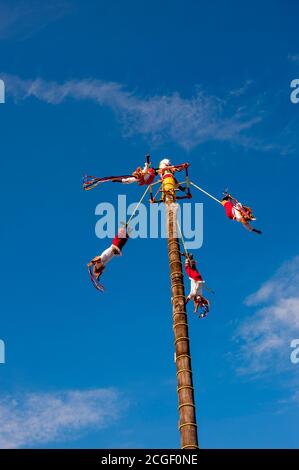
left=203, top=284, right=215, bottom=295
left=177, top=369, right=192, bottom=376
left=151, top=180, right=163, bottom=187
left=169, top=260, right=182, bottom=267
left=152, top=184, right=162, bottom=201
left=179, top=422, right=197, bottom=430
left=175, top=336, right=189, bottom=345
left=176, top=354, right=191, bottom=361
left=177, top=210, right=216, bottom=295
left=190, top=181, right=222, bottom=205
left=177, top=220, right=189, bottom=260
left=182, top=444, right=199, bottom=449
left=177, top=385, right=194, bottom=393
left=172, top=282, right=184, bottom=289
left=168, top=249, right=181, bottom=258
left=171, top=271, right=184, bottom=277
left=173, top=322, right=188, bottom=328
left=126, top=185, right=150, bottom=226
left=178, top=402, right=195, bottom=409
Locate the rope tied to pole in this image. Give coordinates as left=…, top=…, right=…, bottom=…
left=177, top=216, right=215, bottom=295
left=179, top=402, right=195, bottom=409
left=177, top=369, right=192, bottom=376
left=176, top=219, right=189, bottom=260
left=173, top=322, right=188, bottom=328
left=190, top=181, right=222, bottom=205
left=175, top=336, right=190, bottom=345
left=175, top=354, right=191, bottom=362
left=177, top=385, right=194, bottom=393
left=179, top=422, right=198, bottom=430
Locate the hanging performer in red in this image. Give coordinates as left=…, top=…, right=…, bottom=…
left=114, top=159, right=156, bottom=186
left=184, top=254, right=210, bottom=318
left=221, top=192, right=262, bottom=234
left=87, top=226, right=130, bottom=292
left=83, top=155, right=156, bottom=191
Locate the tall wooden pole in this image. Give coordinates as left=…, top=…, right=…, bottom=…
left=167, top=202, right=199, bottom=449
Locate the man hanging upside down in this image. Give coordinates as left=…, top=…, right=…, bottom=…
left=83, top=156, right=157, bottom=191
left=87, top=226, right=129, bottom=291
left=221, top=193, right=262, bottom=234
left=185, top=255, right=210, bottom=318
left=113, top=159, right=156, bottom=186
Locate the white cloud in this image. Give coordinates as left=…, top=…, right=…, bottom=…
left=245, top=256, right=299, bottom=307
left=235, top=256, right=299, bottom=375
left=0, top=1, right=70, bottom=41
left=3, top=74, right=263, bottom=150
left=0, top=388, right=126, bottom=448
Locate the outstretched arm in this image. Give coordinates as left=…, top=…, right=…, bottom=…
left=121, top=176, right=138, bottom=184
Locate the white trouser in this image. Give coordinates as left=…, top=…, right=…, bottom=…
left=188, top=279, right=204, bottom=299
left=232, top=203, right=244, bottom=222
left=100, top=245, right=115, bottom=266
left=121, top=163, right=150, bottom=184
left=232, top=203, right=253, bottom=231
left=121, top=177, right=137, bottom=184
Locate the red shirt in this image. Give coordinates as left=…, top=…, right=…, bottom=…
left=139, top=168, right=156, bottom=186
left=112, top=229, right=129, bottom=252
left=223, top=200, right=234, bottom=219
left=185, top=264, right=203, bottom=282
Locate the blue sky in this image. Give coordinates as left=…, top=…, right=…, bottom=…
left=0, top=0, right=299, bottom=448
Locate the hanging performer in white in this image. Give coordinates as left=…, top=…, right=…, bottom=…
left=87, top=226, right=130, bottom=292
left=221, top=192, right=262, bottom=234
left=184, top=254, right=210, bottom=317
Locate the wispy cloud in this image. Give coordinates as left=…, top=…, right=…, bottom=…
left=0, top=1, right=70, bottom=41
left=3, top=73, right=265, bottom=150
left=229, top=79, right=254, bottom=97
left=235, top=256, right=299, bottom=375
left=0, top=388, right=126, bottom=448
left=287, top=54, right=299, bottom=64
left=291, top=390, right=299, bottom=404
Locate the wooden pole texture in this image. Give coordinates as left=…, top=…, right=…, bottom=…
left=167, top=202, right=199, bottom=449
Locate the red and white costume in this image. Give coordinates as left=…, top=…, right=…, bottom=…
left=111, top=228, right=129, bottom=253
left=223, top=200, right=245, bottom=223
left=121, top=162, right=156, bottom=185
left=222, top=200, right=234, bottom=220
left=90, top=227, right=129, bottom=278
left=222, top=199, right=256, bottom=232
left=185, top=260, right=205, bottom=301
